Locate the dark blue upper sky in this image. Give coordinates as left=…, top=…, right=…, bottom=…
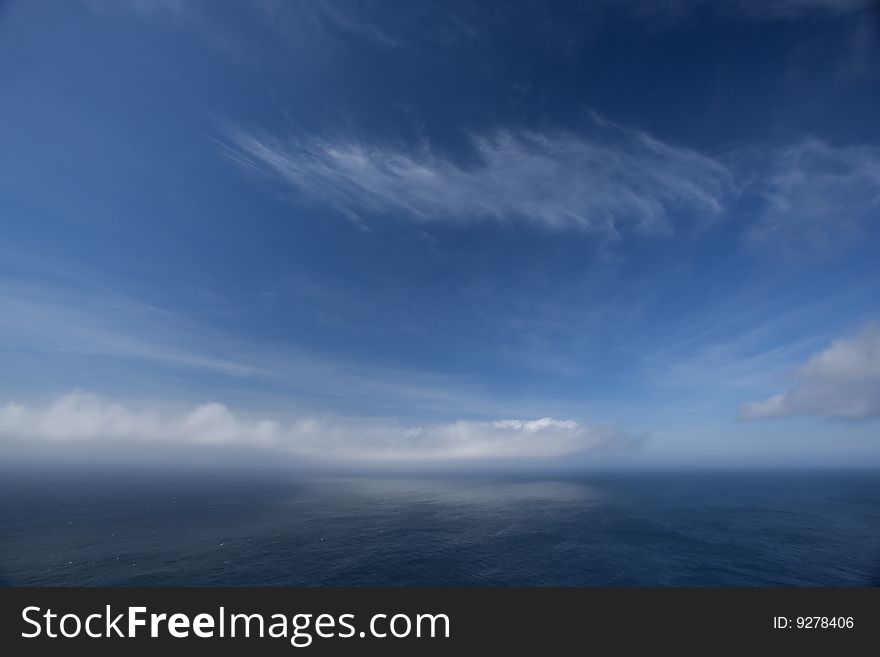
left=1, top=0, right=879, bottom=467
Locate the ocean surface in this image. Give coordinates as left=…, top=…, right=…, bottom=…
left=1, top=468, right=879, bottom=586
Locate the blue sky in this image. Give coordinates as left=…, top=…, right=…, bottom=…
left=1, top=0, right=879, bottom=467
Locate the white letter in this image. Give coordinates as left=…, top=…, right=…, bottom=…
left=193, top=613, right=214, bottom=638
left=167, top=613, right=190, bottom=638
left=106, top=606, right=125, bottom=637
left=268, top=614, right=287, bottom=639
left=60, top=614, right=82, bottom=638
left=315, top=614, right=335, bottom=638
left=21, top=607, right=41, bottom=638
left=390, top=614, right=411, bottom=638
left=416, top=613, right=450, bottom=638
left=44, top=609, right=57, bottom=638
left=230, top=613, right=263, bottom=638
left=291, top=614, right=313, bottom=648
left=370, top=614, right=387, bottom=638
left=129, top=606, right=146, bottom=637
left=86, top=613, right=102, bottom=638
left=150, top=613, right=167, bottom=638
left=337, top=614, right=355, bottom=638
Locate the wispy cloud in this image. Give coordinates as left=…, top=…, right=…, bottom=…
left=740, top=323, right=880, bottom=420
left=723, top=0, right=873, bottom=19
left=225, top=119, right=880, bottom=259
left=98, top=1, right=875, bottom=49
left=0, top=279, right=269, bottom=378
left=0, top=391, right=638, bottom=462
left=0, top=275, right=562, bottom=418
left=223, top=118, right=734, bottom=236
left=85, top=0, right=191, bottom=20
left=639, top=271, right=879, bottom=393
left=746, top=139, right=880, bottom=255
left=622, top=0, right=875, bottom=21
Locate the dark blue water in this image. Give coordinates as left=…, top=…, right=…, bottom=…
left=1, top=468, right=878, bottom=586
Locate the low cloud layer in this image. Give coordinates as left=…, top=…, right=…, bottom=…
left=740, top=323, right=880, bottom=420
left=0, top=392, right=637, bottom=462
left=224, top=119, right=733, bottom=236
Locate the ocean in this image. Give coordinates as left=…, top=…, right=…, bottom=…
left=1, top=468, right=878, bottom=586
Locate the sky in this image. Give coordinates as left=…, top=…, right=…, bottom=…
left=1, top=0, right=879, bottom=469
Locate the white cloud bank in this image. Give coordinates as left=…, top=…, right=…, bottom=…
left=224, top=119, right=733, bottom=236
left=0, top=392, right=637, bottom=462
left=740, top=323, right=880, bottom=420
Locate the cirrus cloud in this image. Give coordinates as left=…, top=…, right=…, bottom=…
left=222, top=118, right=734, bottom=236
